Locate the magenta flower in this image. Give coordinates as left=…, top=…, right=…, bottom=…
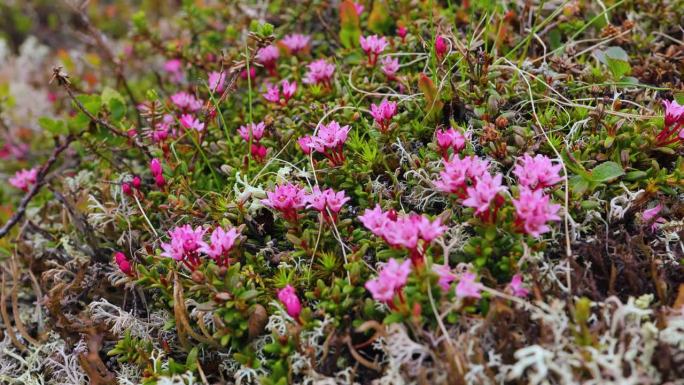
left=359, top=206, right=446, bottom=265
left=370, top=100, right=397, bottom=133
left=365, top=258, right=411, bottom=303
left=397, top=26, right=407, bottom=40
left=306, top=186, right=350, bottom=221
left=114, top=252, right=133, bottom=276
left=303, top=59, right=335, bottom=88
left=238, top=121, right=266, bottom=142
left=455, top=272, right=482, bottom=299
left=281, top=79, right=297, bottom=101
left=380, top=56, right=400, bottom=79
left=512, top=187, right=561, bottom=237
left=360, top=35, right=388, bottom=66
left=256, top=45, right=280, bottom=75
left=433, top=264, right=456, bottom=291
left=9, top=168, right=38, bottom=192
left=463, top=173, right=506, bottom=215
left=251, top=143, right=268, bottom=163
left=435, top=155, right=489, bottom=196
left=278, top=285, right=303, bottom=319
left=163, top=59, right=184, bottom=83
left=435, top=127, right=466, bottom=159
left=161, top=225, right=207, bottom=269
left=435, top=35, right=447, bottom=59
left=308, top=121, right=350, bottom=165
left=513, top=153, right=563, bottom=190
left=508, top=274, right=529, bottom=297
left=240, top=67, right=256, bottom=80
left=171, top=92, right=203, bottom=112
left=150, top=158, right=163, bottom=177
left=656, top=99, right=684, bottom=146
left=262, top=182, right=308, bottom=221
left=122, top=182, right=133, bottom=196
left=132, top=176, right=141, bottom=189
left=208, top=71, right=226, bottom=93
left=198, top=226, right=240, bottom=265
left=353, top=2, right=364, bottom=15
left=262, top=80, right=297, bottom=106
left=642, top=204, right=666, bottom=231
left=281, top=33, right=310, bottom=54
left=179, top=114, right=205, bottom=132
left=262, top=84, right=280, bottom=104
left=358, top=205, right=391, bottom=236
left=155, top=174, right=166, bottom=188
left=297, top=135, right=314, bottom=154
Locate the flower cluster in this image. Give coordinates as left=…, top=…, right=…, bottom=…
left=150, top=158, right=165, bottom=188
left=359, top=205, right=446, bottom=265
left=380, top=56, right=399, bottom=79
left=365, top=258, right=411, bottom=303
left=281, top=33, right=310, bottom=54
left=262, top=79, right=297, bottom=106
left=262, top=182, right=308, bottom=222
left=513, top=154, right=563, bottom=190
left=306, top=186, right=350, bottom=222
left=360, top=35, right=388, bottom=66
left=9, top=168, right=38, bottom=191
left=171, top=91, right=203, bottom=112
left=511, top=154, right=562, bottom=237
left=114, top=251, right=133, bottom=276
left=256, top=44, right=280, bottom=76
left=303, top=59, right=335, bottom=88
left=298, top=121, right=350, bottom=166
left=238, top=121, right=268, bottom=162
left=435, top=127, right=466, bottom=159
left=369, top=100, right=397, bottom=133
left=161, top=224, right=240, bottom=269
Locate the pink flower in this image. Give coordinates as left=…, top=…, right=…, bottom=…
left=171, top=92, right=203, bottom=112
left=512, top=187, right=561, bottom=237
left=297, top=135, right=314, bottom=154
left=251, top=143, right=268, bottom=162
left=308, top=121, right=350, bottom=165
left=304, top=59, right=335, bottom=87
left=433, top=264, right=456, bottom=291
left=513, top=153, right=563, bottom=190
left=208, top=71, right=226, bottom=93
left=663, top=99, right=684, bottom=126
left=180, top=114, right=205, bottom=132
left=262, top=83, right=281, bottom=104
left=306, top=186, right=350, bottom=219
left=262, top=80, right=297, bottom=105
left=238, top=122, right=266, bottom=142
left=365, top=258, right=411, bottom=302
left=281, top=34, right=310, bottom=54
left=359, top=35, right=388, bottom=66
left=122, top=182, right=133, bottom=196
left=380, top=56, right=400, bottom=79
left=435, top=155, right=489, bottom=195
left=256, top=45, right=280, bottom=75
left=435, top=35, right=447, bottom=59
left=462, top=173, right=506, bottom=215
left=435, top=127, right=466, bottom=158
left=132, top=176, right=142, bottom=189
left=240, top=67, right=256, bottom=80
left=281, top=79, right=297, bottom=101
left=150, top=158, right=163, bottom=177
left=358, top=205, right=391, bottom=236
left=397, top=26, right=407, bottom=40
left=198, top=226, right=240, bottom=264
left=262, top=182, right=308, bottom=221
left=155, top=174, right=166, bottom=188
left=642, top=204, right=666, bottom=231
left=354, top=2, right=364, bottom=15
left=370, top=100, right=397, bottom=133
left=414, top=215, right=446, bottom=242
left=163, top=59, right=184, bottom=82
left=114, top=252, right=133, bottom=276
left=161, top=225, right=207, bottom=269
left=455, top=272, right=482, bottom=299
left=277, top=285, right=302, bottom=319
left=9, top=168, right=38, bottom=191
left=508, top=274, right=529, bottom=297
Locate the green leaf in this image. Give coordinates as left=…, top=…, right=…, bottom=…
left=596, top=46, right=630, bottom=79
left=587, top=161, right=624, bottom=182
left=38, top=117, right=68, bottom=135
left=383, top=312, right=403, bottom=324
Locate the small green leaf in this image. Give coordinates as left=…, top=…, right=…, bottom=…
left=587, top=161, right=624, bottom=182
